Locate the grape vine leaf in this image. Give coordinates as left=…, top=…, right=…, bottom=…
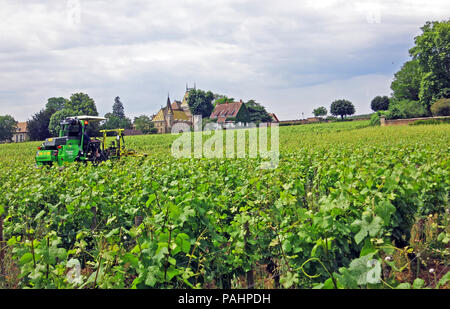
left=375, top=200, right=396, bottom=225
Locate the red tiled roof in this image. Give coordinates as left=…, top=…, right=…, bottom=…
left=269, top=113, right=279, bottom=122
left=210, top=102, right=243, bottom=119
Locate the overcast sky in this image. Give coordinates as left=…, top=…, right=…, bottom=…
left=0, top=0, right=448, bottom=121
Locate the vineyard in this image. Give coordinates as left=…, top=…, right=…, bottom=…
left=0, top=120, right=449, bottom=289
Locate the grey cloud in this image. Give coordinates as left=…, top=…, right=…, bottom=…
left=0, top=0, right=449, bottom=121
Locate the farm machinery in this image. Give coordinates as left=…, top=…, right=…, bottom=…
left=35, top=116, right=146, bottom=167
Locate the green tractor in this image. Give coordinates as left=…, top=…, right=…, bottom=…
left=36, top=116, right=146, bottom=168
left=36, top=116, right=109, bottom=168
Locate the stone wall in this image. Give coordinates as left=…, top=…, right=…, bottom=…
left=380, top=116, right=449, bottom=126
left=279, top=119, right=328, bottom=126
left=123, top=129, right=144, bottom=136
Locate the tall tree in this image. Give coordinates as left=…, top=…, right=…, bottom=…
left=313, top=106, right=327, bottom=117
left=101, top=97, right=132, bottom=130
left=46, top=97, right=68, bottom=114
left=390, top=60, right=422, bottom=102
left=330, top=99, right=355, bottom=119
left=245, top=100, right=272, bottom=123
left=409, top=20, right=450, bottom=111
left=133, top=115, right=155, bottom=134
left=0, top=115, right=18, bottom=141
left=27, top=109, right=52, bottom=141
left=65, top=93, right=98, bottom=116
left=187, top=89, right=215, bottom=118
left=370, top=96, right=390, bottom=111
left=101, top=114, right=133, bottom=130
left=112, top=96, right=125, bottom=119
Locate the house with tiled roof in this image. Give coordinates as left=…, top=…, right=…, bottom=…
left=210, top=100, right=251, bottom=124
left=12, top=122, right=29, bottom=142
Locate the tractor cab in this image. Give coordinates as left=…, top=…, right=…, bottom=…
left=39, top=118, right=80, bottom=150
left=59, top=118, right=82, bottom=138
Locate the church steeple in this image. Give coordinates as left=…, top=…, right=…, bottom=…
left=167, top=94, right=173, bottom=114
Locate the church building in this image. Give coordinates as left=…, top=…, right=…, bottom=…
left=151, top=85, right=194, bottom=134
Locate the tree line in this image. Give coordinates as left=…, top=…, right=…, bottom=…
left=0, top=93, right=156, bottom=142
left=370, top=20, right=449, bottom=121
left=30, top=94, right=155, bottom=141
left=312, top=100, right=356, bottom=120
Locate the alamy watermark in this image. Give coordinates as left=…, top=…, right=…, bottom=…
left=357, top=2, right=382, bottom=24
left=366, top=259, right=381, bottom=284
left=66, top=0, right=81, bottom=26
left=170, top=116, right=279, bottom=169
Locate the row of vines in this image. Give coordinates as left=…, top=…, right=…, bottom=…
left=0, top=123, right=449, bottom=288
